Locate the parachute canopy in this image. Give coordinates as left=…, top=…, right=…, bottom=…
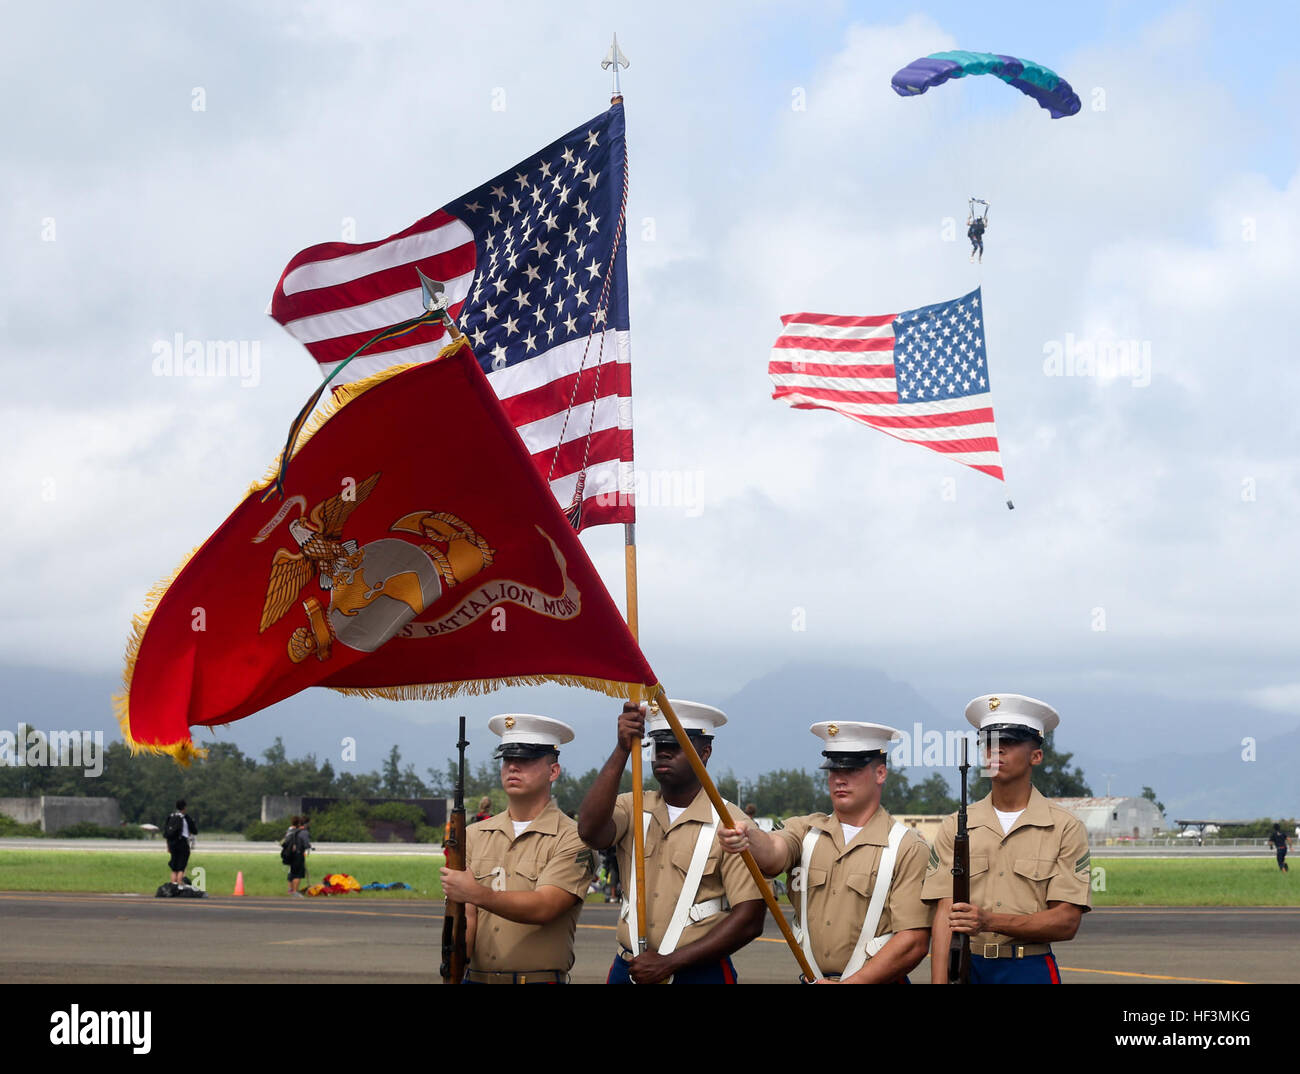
left=891, top=50, right=1081, bottom=119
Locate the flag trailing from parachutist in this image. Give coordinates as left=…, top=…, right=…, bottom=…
left=769, top=287, right=1007, bottom=484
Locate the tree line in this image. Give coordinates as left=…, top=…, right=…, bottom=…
left=0, top=729, right=1097, bottom=833
left=0, top=736, right=423, bottom=832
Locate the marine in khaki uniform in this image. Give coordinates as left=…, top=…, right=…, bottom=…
left=578, top=700, right=765, bottom=984
left=719, top=721, right=933, bottom=983
left=922, top=695, right=1091, bottom=984
left=439, top=714, right=595, bottom=984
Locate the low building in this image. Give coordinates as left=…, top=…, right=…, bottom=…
left=0, top=796, right=122, bottom=833
left=1051, top=796, right=1165, bottom=840
left=894, top=814, right=946, bottom=845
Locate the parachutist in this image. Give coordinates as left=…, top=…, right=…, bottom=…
left=967, top=200, right=988, bottom=263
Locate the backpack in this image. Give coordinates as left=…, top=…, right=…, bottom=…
left=163, top=813, right=183, bottom=842
left=280, top=829, right=300, bottom=864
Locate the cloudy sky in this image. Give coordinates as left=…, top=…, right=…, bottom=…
left=3, top=1, right=1297, bottom=771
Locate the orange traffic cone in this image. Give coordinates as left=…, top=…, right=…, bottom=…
left=233, top=871, right=246, bottom=896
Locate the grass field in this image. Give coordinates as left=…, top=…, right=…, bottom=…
left=0, top=852, right=1295, bottom=906
left=1089, top=857, right=1299, bottom=907
left=0, top=851, right=445, bottom=899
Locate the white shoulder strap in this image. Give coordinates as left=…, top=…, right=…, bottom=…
left=658, top=807, right=719, bottom=956
left=842, top=821, right=908, bottom=978
left=794, top=828, right=823, bottom=980
left=620, top=812, right=654, bottom=949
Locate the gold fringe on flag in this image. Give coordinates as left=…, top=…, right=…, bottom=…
left=330, top=675, right=659, bottom=703
left=114, top=339, right=647, bottom=764
left=113, top=547, right=207, bottom=765
left=116, top=353, right=459, bottom=763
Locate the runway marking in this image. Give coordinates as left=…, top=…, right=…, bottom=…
left=269, top=937, right=359, bottom=946
left=1092, top=904, right=1294, bottom=910
left=1059, top=965, right=1248, bottom=984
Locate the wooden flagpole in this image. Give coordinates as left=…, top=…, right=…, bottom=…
left=602, top=44, right=648, bottom=955
left=624, top=522, right=648, bottom=955
left=652, top=690, right=817, bottom=981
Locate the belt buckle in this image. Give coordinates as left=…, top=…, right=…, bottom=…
left=982, top=943, right=1000, bottom=959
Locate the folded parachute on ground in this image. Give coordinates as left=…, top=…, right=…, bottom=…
left=891, top=50, right=1081, bottom=118
left=306, top=873, right=363, bottom=896
left=323, top=873, right=361, bottom=892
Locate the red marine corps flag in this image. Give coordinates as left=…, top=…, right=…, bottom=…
left=116, top=336, right=657, bottom=762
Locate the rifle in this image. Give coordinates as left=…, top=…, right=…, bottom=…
left=440, top=716, right=469, bottom=984
left=948, top=736, right=972, bottom=985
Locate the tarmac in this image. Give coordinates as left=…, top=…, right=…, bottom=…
left=3, top=838, right=1283, bottom=858
left=1, top=891, right=1294, bottom=985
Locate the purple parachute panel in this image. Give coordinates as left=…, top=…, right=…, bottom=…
left=891, top=50, right=1081, bottom=119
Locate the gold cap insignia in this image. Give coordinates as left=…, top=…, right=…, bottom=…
left=988, top=697, right=1000, bottom=711
left=827, top=723, right=840, bottom=736
left=504, top=715, right=516, bottom=729
left=648, top=701, right=660, bottom=716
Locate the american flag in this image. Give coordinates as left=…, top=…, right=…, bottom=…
left=269, top=104, right=634, bottom=530
left=768, top=288, right=1004, bottom=481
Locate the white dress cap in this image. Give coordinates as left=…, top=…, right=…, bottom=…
left=645, top=699, right=727, bottom=737
left=810, top=721, right=901, bottom=762
left=488, top=713, right=575, bottom=756
left=964, top=694, right=1060, bottom=738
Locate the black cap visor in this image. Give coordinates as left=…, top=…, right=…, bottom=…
left=493, top=743, right=559, bottom=761
left=648, top=729, right=712, bottom=747
left=978, top=723, right=1043, bottom=745
left=819, top=750, right=884, bottom=771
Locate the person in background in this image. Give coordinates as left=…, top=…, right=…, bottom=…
left=285, top=815, right=312, bottom=895
left=164, top=799, right=197, bottom=886
left=1268, top=823, right=1290, bottom=872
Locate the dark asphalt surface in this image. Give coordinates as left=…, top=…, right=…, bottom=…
left=1, top=892, right=1295, bottom=984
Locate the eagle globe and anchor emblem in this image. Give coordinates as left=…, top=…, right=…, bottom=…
left=257, top=472, right=496, bottom=663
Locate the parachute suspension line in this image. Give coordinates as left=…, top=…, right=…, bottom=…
left=551, top=139, right=631, bottom=530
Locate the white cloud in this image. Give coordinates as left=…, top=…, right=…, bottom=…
left=1, top=2, right=1297, bottom=711
left=1247, top=684, right=1300, bottom=716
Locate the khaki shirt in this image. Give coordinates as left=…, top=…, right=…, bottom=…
left=921, top=786, right=1092, bottom=949
left=466, top=800, right=595, bottom=972
left=774, top=808, right=934, bottom=976
left=610, top=788, right=762, bottom=955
